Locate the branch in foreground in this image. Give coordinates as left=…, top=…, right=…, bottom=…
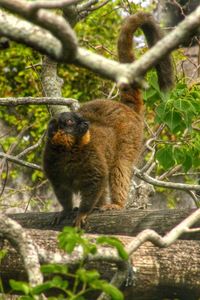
left=0, top=97, right=79, bottom=107
left=0, top=152, right=42, bottom=171
left=0, top=214, right=43, bottom=286
left=0, top=0, right=78, bottom=62
left=0, top=10, right=62, bottom=60
left=126, top=208, right=200, bottom=255
left=0, top=4, right=200, bottom=85
left=102, top=208, right=200, bottom=300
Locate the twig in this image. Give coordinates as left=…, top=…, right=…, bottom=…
left=17, top=132, right=46, bottom=159
left=78, top=0, right=98, bottom=12
left=158, top=164, right=182, bottom=180
left=0, top=152, right=42, bottom=171
left=86, top=0, right=110, bottom=11
left=134, top=166, right=200, bottom=192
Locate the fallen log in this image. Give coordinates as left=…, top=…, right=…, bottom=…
left=0, top=229, right=200, bottom=300
left=8, top=208, right=200, bottom=240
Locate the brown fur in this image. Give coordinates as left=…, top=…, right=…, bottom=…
left=51, top=129, right=90, bottom=149
left=43, top=12, right=173, bottom=227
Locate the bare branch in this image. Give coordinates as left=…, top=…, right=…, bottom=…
left=0, top=0, right=78, bottom=62
left=17, top=132, right=46, bottom=159
left=0, top=152, right=42, bottom=171
left=0, top=214, right=43, bottom=286
left=0, top=97, right=79, bottom=107
left=78, top=0, right=98, bottom=12
left=0, top=4, right=200, bottom=85
left=0, top=10, right=62, bottom=60
left=86, top=0, right=110, bottom=12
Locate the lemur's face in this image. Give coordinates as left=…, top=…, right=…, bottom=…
left=48, top=112, right=90, bottom=148
left=58, top=112, right=89, bottom=137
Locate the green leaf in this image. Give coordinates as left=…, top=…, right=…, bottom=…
left=58, top=226, right=97, bottom=256
left=164, top=110, right=183, bottom=132
left=173, top=147, right=193, bottom=172
left=32, top=282, right=54, bottom=295
left=97, top=236, right=128, bottom=260
left=174, top=99, right=195, bottom=113
left=58, top=226, right=83, bottom=254
left=51, top=276, right=69, bottom=289
left=155, top=103, right=168, bottom=122
left=76, top=268, right=100, bottom=283
left=182, top=154, right=193, bottom=172
left=9, top=280, right=30, bottom=295
left=0, top=249, right=7, bottom=262
left=41, top=264, right=68, bottom=275
left=156, top=146, right=175, bottom=170
left=173, top=147, right=185, bottom=164
left=91, top=280, right=124, bottom=300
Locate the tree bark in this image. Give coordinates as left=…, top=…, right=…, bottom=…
left=1, top=229, right=200, bottom=300
left=8, top=208, right=200, bottom=240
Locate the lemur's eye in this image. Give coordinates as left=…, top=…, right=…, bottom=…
left=66, top=119, right=74, bottom=126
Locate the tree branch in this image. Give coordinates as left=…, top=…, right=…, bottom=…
left=0, top=97, right=79, bottom=107
left=0, top=0, right=78, bottom=62
left=0, top=214, right=43, bottom=286
left=29, top=0, right=82, bottom=10
left=0, top=10, right=62, bottom=60
left=134, top=166, right=200, bottom=193
left=0, top=3, right=200, bottom=85
left=0, top=153, right=42, bottom=171
left=126, top=208, right=200, bottom=255
left=17, top=133, right=45, bottom=159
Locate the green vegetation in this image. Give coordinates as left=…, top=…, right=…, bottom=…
left=9, top=227, right=127, bottom=300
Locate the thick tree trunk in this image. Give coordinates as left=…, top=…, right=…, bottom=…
left=1, top=229, right=200, bottom=300
left=8, top=208, right=200, bottom=240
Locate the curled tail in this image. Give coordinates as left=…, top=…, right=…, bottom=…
left=117, top=12, right=174, bottom=114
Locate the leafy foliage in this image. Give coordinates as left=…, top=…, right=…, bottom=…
left=9, top=227, right=126, bottom=300
left=144, top=74, right=200, bottom=173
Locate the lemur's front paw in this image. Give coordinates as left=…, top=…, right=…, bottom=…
left=99, top=203, right=123, bottom=211
left=73, top=212, right=88, bottom=228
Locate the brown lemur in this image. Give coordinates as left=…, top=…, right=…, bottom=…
left=43, top=12, right=174, bottom=227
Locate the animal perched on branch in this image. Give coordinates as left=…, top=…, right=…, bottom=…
left=43, top=12, right=174, bottom=227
